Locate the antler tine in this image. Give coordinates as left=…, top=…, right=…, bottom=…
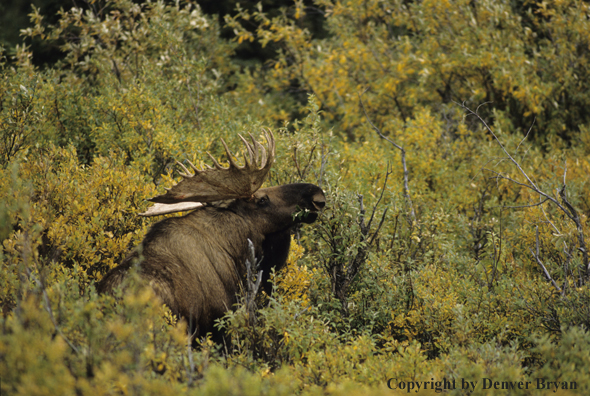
left=205, top=137, right=238, bottom=170
left=249, top=132, right=264, bottom=165
left=238, top=133, right=256, bottom=168
left=219, top=137, right=240, bottom=169
left=186, top=159, right=201, bottom=173
left=202, top=134, right=268, bottom=171
left=206, top=152, right=225, bottom=170
left=259, top=128, right=274, bottom=168
left=176, top=160, right=192, bottom=178
left=242, top=129, right=274, bottom=169
left=259, top=144, right=267, bottom=168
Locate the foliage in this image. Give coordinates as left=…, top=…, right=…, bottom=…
left=226, top=0, right=590, bottom=142
left=2, top=0, right=590, bottom=395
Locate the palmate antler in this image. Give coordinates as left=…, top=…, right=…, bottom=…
left=140, top=129, right=275, bottom=217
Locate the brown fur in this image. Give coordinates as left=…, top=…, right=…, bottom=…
left=97, top=183, right=325, bottom=337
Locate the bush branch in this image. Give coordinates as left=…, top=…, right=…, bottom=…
left=460, top=102, right=589, bottom=283
left=359, top=92, right=416, bottom=225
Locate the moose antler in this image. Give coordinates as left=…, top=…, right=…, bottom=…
left=140, top=129, right=275, bottom=216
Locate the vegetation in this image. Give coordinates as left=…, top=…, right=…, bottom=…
left=2, top=0, right=590, bottom=394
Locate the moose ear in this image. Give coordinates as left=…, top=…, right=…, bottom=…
left=139, top=129, right=275, bottom=216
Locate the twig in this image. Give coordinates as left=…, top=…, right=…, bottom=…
left=367, top=164, right=392, bottom=229
left=461, top=102, right=589, bottom=283
left=368, top=164, right=392, bottom=245
left=530, top=226, right=562, bottom=292
left=244, top=239, right=263, bottom=324
left=318, top=140, right=328, bottom=188
left=186, top=79, right=201, bottom=131
left=19, top=226, right=80, bottom=355
left=359, top=91, right=416, bottom=225
left=459, top=102, right=574, bottom=220
left=516, top=118, right=535, bottom=163
left=25, top=266, right=80, bottom=355
left=186, top=318, right=196, bottom=386
left=491, top=197, right=550, bottom=209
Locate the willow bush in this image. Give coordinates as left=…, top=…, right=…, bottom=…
left=1, top=0, right=590, bottom=395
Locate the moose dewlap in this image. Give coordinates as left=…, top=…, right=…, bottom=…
left=97, top=130, right=326, bottom=338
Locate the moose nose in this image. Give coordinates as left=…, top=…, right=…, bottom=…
left=312, top=193, right=326, bottom=211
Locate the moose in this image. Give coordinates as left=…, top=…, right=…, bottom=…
left=97, top=130, right=326, bottom=338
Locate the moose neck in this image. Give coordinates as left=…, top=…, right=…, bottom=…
left=194, top=205, right=295, bottom=291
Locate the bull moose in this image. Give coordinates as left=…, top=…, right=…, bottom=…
left=97, top=130, right=326, bottom=338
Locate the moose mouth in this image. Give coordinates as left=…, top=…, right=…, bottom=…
left=297, top=197, right=325, bottom=224
left=302, top=211, right=319, bottom=223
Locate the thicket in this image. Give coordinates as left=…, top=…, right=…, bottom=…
left=1, top=0, right=590, bottom=395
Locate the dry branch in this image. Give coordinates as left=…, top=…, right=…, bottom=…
left=359, top=92, right=416, bottom=225
left=459, top=102, right=589, bottom=285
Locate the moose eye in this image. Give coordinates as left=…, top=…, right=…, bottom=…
left=257, top=195, right=269, bottom=206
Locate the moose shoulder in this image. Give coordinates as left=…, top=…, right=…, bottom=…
left=97, top=130, right=325, bottom=338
